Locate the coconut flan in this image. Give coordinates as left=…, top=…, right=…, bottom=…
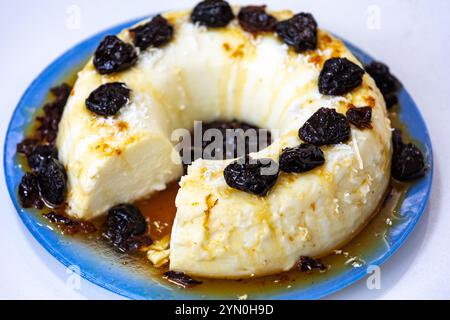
left=56, top=6, right=392, bottom=278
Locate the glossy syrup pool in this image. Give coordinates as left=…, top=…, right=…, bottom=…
left=16, top=69, right=414, bottom=299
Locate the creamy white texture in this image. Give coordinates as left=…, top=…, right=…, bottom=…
left=57, top=9, right=392, bottom=278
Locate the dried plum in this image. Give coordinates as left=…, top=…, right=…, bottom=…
left=319, top=58, right=365, bottom=96
left=17, top=138, right=39, bottom=156
left=365, top=61, right=401, bottom=108
left=50, top=83, right=72, bottom=102
left=26, top=144, right=57, bottom=172
left=346, top=106, right=372, bottom=129
left=191, top=0, right=235, bottom=28
left=297, top=256, right=327, bottom=272
left=37, top=158, right=67, bottom=208
left=35, top=83, right=71, bottom=144
left=104, top=204, right=151, bottom=252
left=163, top=271, right=202, bottom=288
left=200, top=120, right=271, bottom=159
left=43, top=212, right=96, bottom=235
left=238, top=5, right=277, bottom=34
left=93, top=35, right=138, bottom=74
left=223, top=156, right=279, bottom=196
left=18, top=173, right=44, bottom=209
left=299, top=107, right=350, bottom=146
left=180, top=120, right=272, bottom=173
left=384, top=95, right=399, bottom=109
left=391, top=129, right=425, bottom=181
left=85, top=82, right=130, bottom=117
left=279, top=143, right=325, bottom=173
left=130, top=15, right=174, bottom=50
left=276, top=13, right=317, bottom=53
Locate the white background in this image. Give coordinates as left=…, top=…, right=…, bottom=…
left=0, top=0, right=449, bottom=300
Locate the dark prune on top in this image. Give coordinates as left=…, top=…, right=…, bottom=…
left=37, top=157, right=67, bottom=208
left=27, top=144, right=57, bottom=172
left=299, top=107, right=350, bottom=146
left=35, top=83, right=71, bottom=144
left=391, top=129, right=426, bottom=181
left=279, top=143, right=325, bottom=173
left=238, top=5, right=277, bottom=34
left=93, top=35, right=138, bottom=74
left=43, top=212, right=97, bottom=235
left=365, top=61, right=401, bottom=108
left=297, top=256, right=327, bottom=272
left=18, top=173, right=44, bottom=209
left=223, top=156, right=279, bottom=196
left=163, top=271, right=202, bottom=288
left=191, top=0, right=235, bottom=28
left=319, top=58, right=365, bottom=96
left=85, top=82, right=131, bottom=117
left=275, top=13, right=317, bottom=53
left=130, top=15, right=174, bottom=50
left=346, top=106, right=372, bottom=129
left=104, top=204, right=150, bottom=252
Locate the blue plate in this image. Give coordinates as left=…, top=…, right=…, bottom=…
left=4, top=17, right=433, bottom=300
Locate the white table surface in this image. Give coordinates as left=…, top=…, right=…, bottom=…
left=0, top=0, right=449, bottom=300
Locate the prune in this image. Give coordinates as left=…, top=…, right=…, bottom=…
left=319, top=58, right=365, bottom=96
left=200, top=120, right=272, bottom=159
left=223, top=156, right=279, bottom=196
left=43, top=212, right=97, bottom=235
left=93, top=35, right=138, bottom=74
left=384, top=95, right=399, bottom=109
left=27, top=144, right=57, bottom=172
left=365, top=61, right=401, bottom=108
left=18, top=173, right=44, bottom=209
left=37, top=158, right=67, bottom=208
left=180, top=120, right=272, bottom=172
left=191, top=0, right=235, bottom=28
left=104, top=204, right=150, bottom=252
left=50, top=83, right=72, bottom=103
left=279, top=143, right=325, bottom=173
left=36, top=83, right=71, bottom=144
left=85, top=82, right=131, bottom=117
left=163, top=271, right=202, bottom=288
left=17, top=138, right=39, bottom=156
left=275, top=13, right=317, bottom=53
left=391, top=129, right=425, bottom=181
left=297, top=256, right=327, bottom=272
left=130, top=15, right=174, bottom=50
left=299, top=107, right=350, bottom=146
left=238, top=5, right=277, bottom=34
left=346, top=106, right=372, bottom=129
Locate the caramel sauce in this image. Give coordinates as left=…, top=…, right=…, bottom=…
left=136, top=182, right=179, bottom=240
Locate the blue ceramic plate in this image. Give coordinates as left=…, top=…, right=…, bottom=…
left=4, top=17, right=433, bottom=300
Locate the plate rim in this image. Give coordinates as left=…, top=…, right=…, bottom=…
left=3, top=15, right=434, bottom=300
